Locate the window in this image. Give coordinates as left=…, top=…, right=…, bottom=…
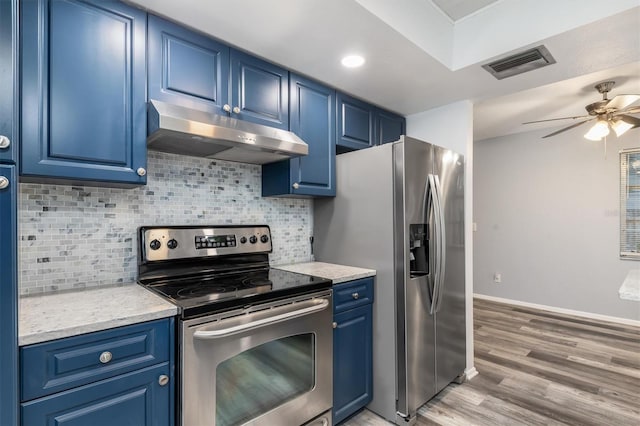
left=621, top=148, right=640, bottom=259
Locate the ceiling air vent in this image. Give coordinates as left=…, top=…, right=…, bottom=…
left=482, top=45, right=556, bottom=80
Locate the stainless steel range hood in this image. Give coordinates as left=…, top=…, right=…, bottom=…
left=147, top=100, right=308, bottom=164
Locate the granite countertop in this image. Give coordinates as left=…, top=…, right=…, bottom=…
left=619, top=270, right=640, bottom=301
left=19, top=283, right=178, bottom=346
left=274, top=261, right=375, bottom=284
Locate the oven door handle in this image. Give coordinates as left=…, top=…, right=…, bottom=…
left=193, top=299, right=330, bottom=339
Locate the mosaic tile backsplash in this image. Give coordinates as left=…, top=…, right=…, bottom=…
left=19, top=152, right=313, bottom=295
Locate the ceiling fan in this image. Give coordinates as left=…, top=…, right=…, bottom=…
left=523, top=81, right=640, bottom=140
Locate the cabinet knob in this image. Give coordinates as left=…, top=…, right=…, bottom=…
left=99, top=351, right=112, bottom=364
left=223, top=104, right=231, bottom=113
left=232, top=106, right=241, bottom=114
left=136, top=167, right=146, bottom=177
left=332, top=322, right=337, bottom=329
left=0, top=135, right=10, bottom=149
left=158, top=375, right=169, bottom=386
left=292, top=182, right=299, bottom=190
left=352, top=292, right=359, bottom=300
left=0, top=176, right=9, bottom=190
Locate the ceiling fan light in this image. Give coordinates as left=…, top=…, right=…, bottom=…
left=583, top=119, right=609, bottom=141
left=611, top=117, right=634, bottom=137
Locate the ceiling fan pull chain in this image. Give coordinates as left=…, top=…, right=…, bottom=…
left=603, top=136, right=607, bottom=160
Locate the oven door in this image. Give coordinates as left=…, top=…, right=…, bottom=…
left=181, top=290, right=333, bottom=426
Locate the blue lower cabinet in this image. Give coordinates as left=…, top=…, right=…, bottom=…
left=21, top=0, right=147, bottom=187
left=262, top=74, right=335, bottom=197
left=0, top=165, right=18, bottom=426
left=20, top=318, right=175, bottom=426
left=21, top=363, right=171, bottom=426
left=333, top=278, right=373, bottom=424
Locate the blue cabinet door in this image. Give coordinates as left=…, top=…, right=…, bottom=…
left=0, top=165, right=18, bottom=426
left=21, top=363, right=172, bottom=426
left=375, top=108, right=405, bottom=145
left=0, top=0, right=17, bottom=164
left=333, top=304, right=373, bottom=424
left=148, top=14, right=230, bottom=115
left=336, top=93, right=375, bottom=152
left=262, top=74, right=335, bottom=197
left=230, top=50, right=289, bottom=130
left=21, top=0, right=147, bottom=186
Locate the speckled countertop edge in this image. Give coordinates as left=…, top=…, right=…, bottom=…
left=273, top=261, right=375, bottom=284
left=19, top=283, right=178, bottom=346
left=619, top=270, right=640, bottom=302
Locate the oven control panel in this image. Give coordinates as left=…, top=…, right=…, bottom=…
left=140, top=225, right=272, bottom=262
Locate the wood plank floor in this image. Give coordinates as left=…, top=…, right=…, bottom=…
left=344, top=297, right=640, bottom=426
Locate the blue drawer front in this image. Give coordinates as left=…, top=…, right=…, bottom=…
left=333, top=277, right=374, bottom=313
left=21, top=362, right=171, bottom=426
left=21, top=318, right=172, bottom=401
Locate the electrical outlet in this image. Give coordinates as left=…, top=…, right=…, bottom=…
left=493, top=273, right=502, bottom=283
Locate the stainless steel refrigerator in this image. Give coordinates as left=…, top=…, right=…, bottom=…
left=314, top=136, right=466, bottom=424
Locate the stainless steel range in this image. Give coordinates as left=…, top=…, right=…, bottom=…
left=137, top=225, right=333, bottom=426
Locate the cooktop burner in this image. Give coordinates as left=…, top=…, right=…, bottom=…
left=143, top=268, right=329, bottom=318
left=137, top=225, right=332, bottom=318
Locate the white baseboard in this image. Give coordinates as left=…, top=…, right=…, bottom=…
left=474, top=293, right=640, bottom=327
left=463, top=366, right=478, bottom=381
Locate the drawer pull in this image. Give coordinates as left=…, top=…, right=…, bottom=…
left=99, top=351, right=113, bottom=364
left=332, top=322, right=337, bottom=329
left=158, top=375, right=169, bottom=386
left=0, top=135, right=10, bottom=149
left=352, top=292, right=359, bottom=300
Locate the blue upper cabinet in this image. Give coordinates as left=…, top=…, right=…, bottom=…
left=230, top=50, right=289, bottom=130
left=148, top=17, right=288, bottom=130
left=337, top=92, right=375, bottom=152
left=21, top=0, right=147, bottom=187
left=148, top=15, right=229, bottom=115
left=375, top=108, right=406, bottom=145
left=262, top=74, right=335, bottom=197
left=0, top=0, right=17, bottom=164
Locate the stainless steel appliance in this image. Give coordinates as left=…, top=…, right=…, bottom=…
left=314, top=136, right=466, bottom=424
left=147, top=100, right=309, bottom=164
left=137, top=225, right=333, bottom=426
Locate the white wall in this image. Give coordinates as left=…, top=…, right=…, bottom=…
left=474, top=128, right=640, bottom=321
left=407, top=100, right=476, bottom=378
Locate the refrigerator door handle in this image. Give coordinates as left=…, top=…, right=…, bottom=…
left=426, top=174, right=441, bottom=315
left=434, top=174, right=447, bottom=313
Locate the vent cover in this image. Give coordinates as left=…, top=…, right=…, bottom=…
left=482, top=45, right=556, bottom=80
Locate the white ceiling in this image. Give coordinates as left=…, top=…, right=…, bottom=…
left=431, top=0, right=500, bottom=22
left=127, top=0, right=640, bottom=141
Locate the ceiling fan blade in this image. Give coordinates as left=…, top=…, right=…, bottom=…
left=541, top=118, right=595, bottom=138
left=523, top=115, right=591, bottom=124
left=616, top=114, right=640, bottom=129
left=618, top=106, right=640, bottom=115
left=603, top=94, right=640, bottom=110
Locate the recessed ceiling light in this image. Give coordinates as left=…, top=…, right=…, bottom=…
left=341, top=55, right=365, bottom=68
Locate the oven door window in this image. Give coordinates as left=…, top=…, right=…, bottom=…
left=216, top=333, right=315, bottom=426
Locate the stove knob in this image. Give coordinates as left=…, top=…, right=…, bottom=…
left=260, top=235, right=269, bottom=243
left=149, top=239, right=161, bottom=250
left=240, top=236, right=247, bottom=244
left=167, top=239, right=178, bottom=249
left=249, top=235, right=258, bottom=244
